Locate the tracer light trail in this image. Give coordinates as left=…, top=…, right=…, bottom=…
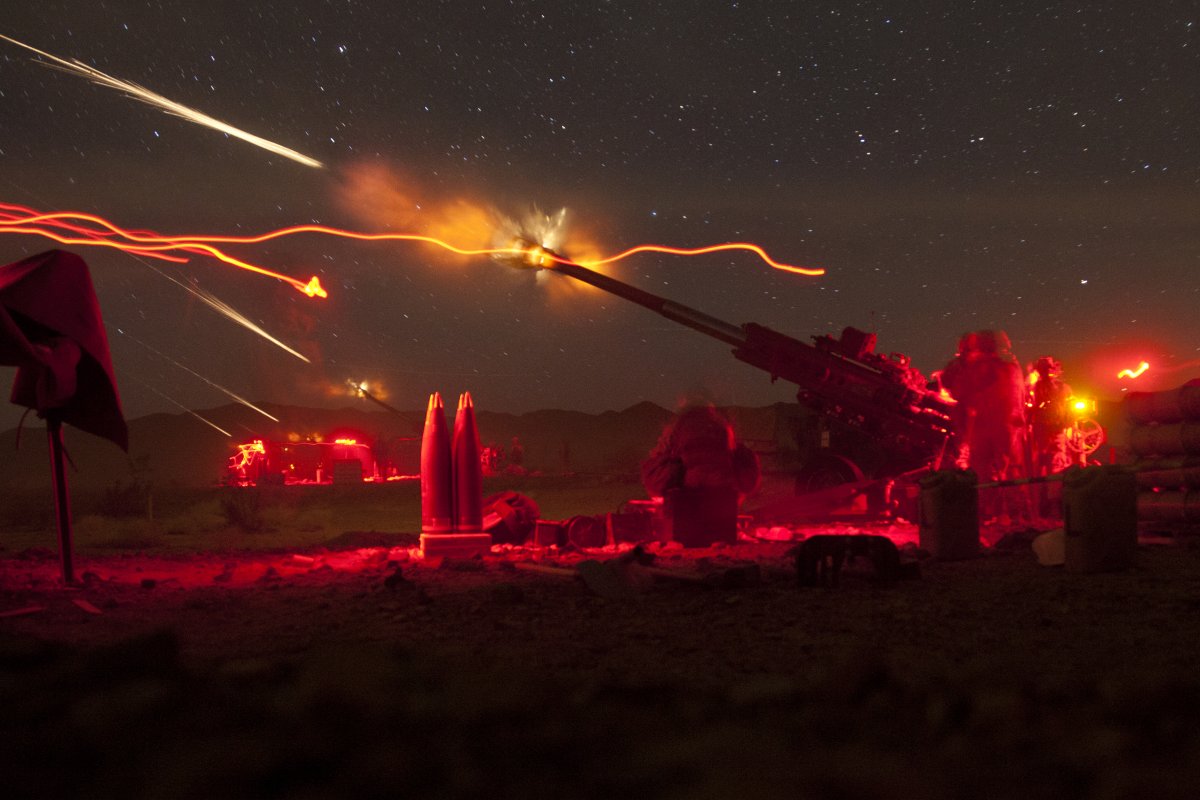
left=136, top=257, right=311, bottom=363
left=0, top=203, right=326, bottom=297
left=0, top=33, right=324, bottom=169
left=121, top=372, right=232, bottom=437
left=1, top=205, right=823, bottom=298
left=116, top=329, right=280, bottom=422
left=1118, top=361, right=1150, bottom=380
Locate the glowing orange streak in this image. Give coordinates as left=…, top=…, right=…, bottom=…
left=122, top=224, right=530, bottom=257
left=1, top=206, right=326, bottom=295
left=143, top=227, right=823, bottom=275
left=2, top=206, right=820, bottom=299
left=0, top=209, right=190, bottom=264
left=3, top=212, right=819, bottom=274
left=1117, top=361, right=1150, bottom=380
left=0, top=222, right=324, bottom=296
left=2, top=211, right=523, bottom=284
left=579, top=242, right=824, bottom=276
left=0, top=202, right=180, bottom=246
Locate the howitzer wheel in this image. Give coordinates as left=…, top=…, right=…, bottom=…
left=1066, top=417, right=1105, bottom=455
left=795, top=453, right=864, bottom=494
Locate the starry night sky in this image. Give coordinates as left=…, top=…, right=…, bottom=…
left=1, top=2, right=1197, bottom=432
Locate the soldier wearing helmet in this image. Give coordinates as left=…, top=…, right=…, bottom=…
left=939, top=330, right=1029, bottom=519
left=1026, top=356, right=1073, bottom=513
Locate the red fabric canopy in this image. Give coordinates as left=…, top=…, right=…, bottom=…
left=0, top=250, right=128, bottom=450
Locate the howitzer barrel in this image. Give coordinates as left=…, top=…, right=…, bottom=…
left=544, top=254, right=952, bottom=475
left=549, top=260, right=747, bottom=348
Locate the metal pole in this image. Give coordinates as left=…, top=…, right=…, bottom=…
left=46, top=416, right=75, bottom=585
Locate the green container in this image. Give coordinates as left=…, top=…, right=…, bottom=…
left=918, top=469, right=979, bottom=560
left=1064, top=465, right=1137, bottom=573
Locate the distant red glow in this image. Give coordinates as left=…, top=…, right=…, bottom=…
left=1117, top=361, right=1150, bottom=380
left=1, top=203, right=822, bottom=300
left=232, top=440, right=266, bottom=472
left=227, top=437, right=383, bottom=485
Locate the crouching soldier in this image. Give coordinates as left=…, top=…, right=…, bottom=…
left=641, top=404, right=760, bottom=545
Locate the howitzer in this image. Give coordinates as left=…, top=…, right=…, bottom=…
left=533, top=250, right=955, bottom=493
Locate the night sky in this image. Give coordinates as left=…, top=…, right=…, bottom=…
left=1, top=2, right=1197, bottom=433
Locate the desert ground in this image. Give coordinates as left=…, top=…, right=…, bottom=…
left=2, top=469, right=1200, bottom=798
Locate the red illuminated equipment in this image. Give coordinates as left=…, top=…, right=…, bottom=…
left=453, top=392, right=484, bottom=532
left=227, top=438, right=375, bottom=486
left=420, top=391, right=491, bottom=557
left=1122, top=380, right=1200, bottom=526
left=514, top=245, right=953, bottom=513
left=420, top=393, right=453, bottom=532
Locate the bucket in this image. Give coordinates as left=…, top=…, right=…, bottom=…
left=1063, top=465, right=1136, bottom=573
left=918, top=469, right=979, bottom=559
left=663, top=486, right=738, bottom=547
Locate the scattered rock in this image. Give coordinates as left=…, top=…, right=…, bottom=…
left=257, top=566, right=282, bottom=584
left=439, top=557, right=485, bottom=572
left=488, top=583, right=525, bottom=605
left=577, top=559, right=638, bottom=600
left=1033, top=529, right=1066, bottom=566
left=383, top=566, right=407, bottom=590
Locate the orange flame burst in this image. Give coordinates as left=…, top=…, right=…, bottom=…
left=1117, top=361, right=1150, bottom=380
left=0, top=202, right=824, bottom=298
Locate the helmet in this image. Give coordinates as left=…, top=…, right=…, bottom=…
left=1034, top=356, right=1061, bottom=377
left=957, top=332, right=981, bottom=355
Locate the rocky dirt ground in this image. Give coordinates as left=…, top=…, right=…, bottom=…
left=3, top=524, right=1200, bottom=798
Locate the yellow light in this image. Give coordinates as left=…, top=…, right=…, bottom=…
left=1117, top=361, right=1150, bottom=380
left=526, top=245, right=548, bottom=267
left=1067, top=396, right=1095, bottom=415
left=334, top=438, right=358, bottom=445
left=303, top=276, right=327, bottom=298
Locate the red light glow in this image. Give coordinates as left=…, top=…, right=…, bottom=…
left=232, top=440, right=266, bottom=471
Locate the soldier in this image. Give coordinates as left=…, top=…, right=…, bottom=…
left=1027, top=356, right=1072, bottom=477
left=641, top=404, right=760, bottom=500
left=939, top=330, right=1029, bottom=521
left=1026, top=356, right=1073, bottom=517
left=504, top=435, right=528, bottom=476
left=938, top=331, right=981, bottom=470
left=509, top=435, right=525, bottom=468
